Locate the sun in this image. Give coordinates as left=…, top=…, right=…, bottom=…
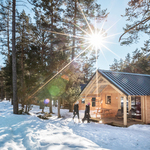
left=89, top=33, right=103, bottom=47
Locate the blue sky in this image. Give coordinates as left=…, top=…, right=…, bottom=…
left=0, top=0, right=147, bottom=70
left=96, top=0, right=147, bottom=70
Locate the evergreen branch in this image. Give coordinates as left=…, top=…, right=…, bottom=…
left=119, top=16, right=150, bottom=42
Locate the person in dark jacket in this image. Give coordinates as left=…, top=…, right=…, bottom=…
left=73, top=101, right=79, bottom=120
left=82, top=103, right=90, bottom=123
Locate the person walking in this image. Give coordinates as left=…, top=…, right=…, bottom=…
left=82, top=103, right=90, bottom=123
left=73, top=101, right=79, bottom=121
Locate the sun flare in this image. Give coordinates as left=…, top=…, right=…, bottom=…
left=89, top=33, right=103, bottom=47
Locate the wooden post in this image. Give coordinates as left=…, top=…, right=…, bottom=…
left=118, top=95, right=121, bottom=109
left=145, top=96, right=147, bottom=123
left=128, top=96, right=131, bottom=112
left=123, top=96, right=127, bottom=126
left=141, top=96, right=145, bottom=123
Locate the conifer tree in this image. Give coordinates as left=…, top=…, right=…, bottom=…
left=120, top=0, right=150, bottom=55
left=12, top=0, right=18, bottom=114
left=0, top=0, right=11, bottom=63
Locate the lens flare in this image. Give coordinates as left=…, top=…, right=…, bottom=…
left=44, top=99, right=50, bottom=105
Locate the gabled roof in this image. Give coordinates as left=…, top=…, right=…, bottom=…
left=80, top=84, right=87, bottom=91
left=98, top=69, right=150, bottom=96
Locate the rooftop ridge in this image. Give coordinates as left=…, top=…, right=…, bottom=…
left=98, top=69, right=150, bottom=77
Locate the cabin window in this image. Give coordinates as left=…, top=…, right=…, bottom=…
left=82, top=98, right=85, bottom=104
left=92, top=97, right=96, bottom=107
left=106, top=95, right=111, bottom=104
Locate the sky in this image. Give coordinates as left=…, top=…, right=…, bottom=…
left=0, top=0, right=147, bottom=70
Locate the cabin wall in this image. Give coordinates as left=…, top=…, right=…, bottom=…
left=78, top=98, right=85, bottom=110
left=146, top=96, right=150, bottom=123
left=78, top=95, right=102, bottom=111
left=101, top=85, right=121, bottom=117
left=79, top=85, right=121, bottom=118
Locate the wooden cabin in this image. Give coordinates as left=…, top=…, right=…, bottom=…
left=78, top=69, right=150, bottom=126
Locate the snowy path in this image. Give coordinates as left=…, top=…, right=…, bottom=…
left=0, top=101, right=150, bottom=150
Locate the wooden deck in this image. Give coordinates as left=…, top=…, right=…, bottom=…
left=90, top=117, right=144, bottom=127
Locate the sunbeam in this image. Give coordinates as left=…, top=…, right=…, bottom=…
left=99, top=47, right=109, bottom=66
left=102, top=40, right=119, bottom=45
left=103, top=32, right=122, bottom=39
left=101, top=18, right=122, bottom=37
left=42, top=29, right=87, bottom=40
left=101, top=43, right=120, bottom=59
left=67, top=19, right=91, bottom=37
left=77, top=1, right=94, bottom=34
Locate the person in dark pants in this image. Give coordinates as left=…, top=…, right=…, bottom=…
left=82, top=103, right=90, bottom=123
left=73, top=101, right=79, bottom=120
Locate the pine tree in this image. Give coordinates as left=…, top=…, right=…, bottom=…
left=110, top=59, right=119, bottom=71
left=0, top=0, right=11, bottom=63
left=12, top=0, right=18, bottom=114
left=120, top=0, right=150, bottom=51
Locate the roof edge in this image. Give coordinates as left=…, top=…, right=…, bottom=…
left=98, top=69, right=129, bottom=96
left=98, top=69, right=150, bottom=77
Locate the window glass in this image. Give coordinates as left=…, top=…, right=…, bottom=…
left=106, top=96, right=111, bottom=104
left=82, top=98, right=85, bottom=104
left=92, top=97, right=96, bottom=107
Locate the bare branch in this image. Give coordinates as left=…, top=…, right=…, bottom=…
left=26, top=0, right=37, bottom=7
left=119, top=16, right=150, bottom=42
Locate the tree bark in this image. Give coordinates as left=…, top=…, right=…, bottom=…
left=7, top=6, right=10, bottom=63
left=49, top=98, right=53, bottom=113
left=41, top=32, right=45, bottom=65
left=12, top=0, right=18, bottom=114
left=69, top=103, right=73, bottom=112
left=50, top=0, right=54, bottom=64
left=72, top=0, right=77, bottom=60
left=21, top=21, right=25, bottom=110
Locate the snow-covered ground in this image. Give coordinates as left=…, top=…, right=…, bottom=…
left=0, top=100, right=150, bottom=150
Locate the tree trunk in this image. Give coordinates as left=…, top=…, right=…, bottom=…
left=12, top=0, right=18, bottom=114
left=7, top=7, right=10, bottom=63
left=72, top=0, right=77, bottom=60
left=50, top=0, right=54, bottom=65
left=21, top=22, right=25, bottom=110
left=69, top=103, right=73, bottom=112
left=49, top=98, right=53, bottom=114
left=41, top=32, right=44, bottom=65
left=1, top=83, right=3, bottom=100
left=58, top=98, right=61, bottom=118
left=25, top=104, right=27, bottom=113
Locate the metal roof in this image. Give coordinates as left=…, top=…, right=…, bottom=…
left=98, top=69, right=150, bottom=96
left=80, top=84, right=87, bottom=91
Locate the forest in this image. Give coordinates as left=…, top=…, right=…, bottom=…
left=0, top=0, right=150, bottom=115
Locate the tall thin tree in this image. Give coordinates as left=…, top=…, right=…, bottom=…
left=12, top=0, right=18, bottom=114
